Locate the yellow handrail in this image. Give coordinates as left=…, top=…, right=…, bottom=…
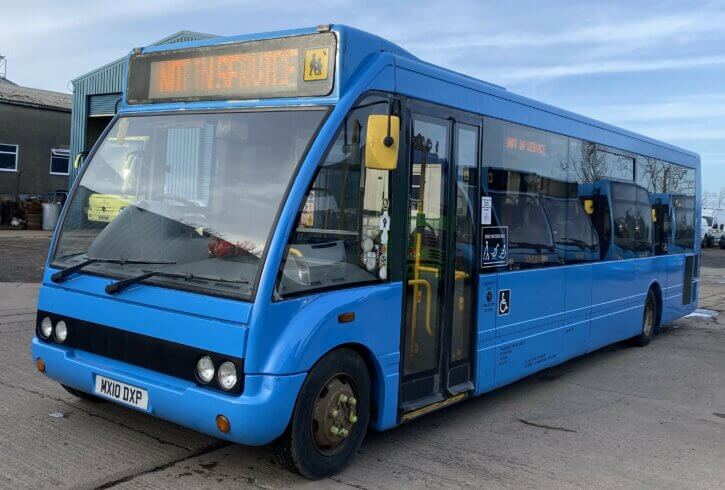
left=408, top=278, right=433, bottom=344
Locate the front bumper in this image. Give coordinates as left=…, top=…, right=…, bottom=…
left=32, top=338, right=305, bottom=445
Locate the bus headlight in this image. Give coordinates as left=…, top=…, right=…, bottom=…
left=217, top=362, right=238, bottom=391
left=196, top=356, right=215, bottom=384
left=39, top=317, right=53, bottom=339
left=54, top=320, right=68, bottom=343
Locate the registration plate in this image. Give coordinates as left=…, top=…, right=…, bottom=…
left=94, top=375, right=149, bottom=410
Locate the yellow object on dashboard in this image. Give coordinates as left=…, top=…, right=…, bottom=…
left=87, top=194, right=134, bottom=223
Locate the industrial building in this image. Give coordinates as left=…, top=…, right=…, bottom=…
left=0, top=77, right=71, bottom=200
left=69, top=31, right=215, bottom=184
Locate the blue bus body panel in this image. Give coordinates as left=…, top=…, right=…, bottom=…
left=250, top=283, right=403, bottom=431
left=31, top=338, right=303, bottom=445
left=38, top=270, right=249, bottom=358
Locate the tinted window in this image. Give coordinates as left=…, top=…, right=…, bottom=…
left=599, top=151, right=634, bottom=182
left=612, top=183, right=637, bottom=251
left=486, top=169, right=557, bottom=269
left=668, top=164, right=696, bottom=196
left=636, top=157, right=696, bottom=196
left=674, top=196, right=696, bottom=249
left=483, top=117, right=568, bottom=181
left=634, top=187, right=653, bottom=254
left=566, top=139, right=601, bottom=183
left=277, top=96, right=391, bottom=297
left=542, top=196, right=599, bottom=261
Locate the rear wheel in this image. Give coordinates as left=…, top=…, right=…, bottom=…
left=633, top=290, right=657, bottom=347
left=274, top=348, right=370, bottom=479
left=61, top=384, right=102, bottom=402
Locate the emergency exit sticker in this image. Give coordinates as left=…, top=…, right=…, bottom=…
left=481, top=196, right=492, bottom=225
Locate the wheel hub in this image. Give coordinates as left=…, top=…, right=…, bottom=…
left=311, top=376, right=358, bottom=455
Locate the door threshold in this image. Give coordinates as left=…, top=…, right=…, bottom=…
left=401, top=393, right=467, bottom=423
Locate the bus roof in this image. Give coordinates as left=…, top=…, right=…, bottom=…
left=121, top=24, right=699, bottom=169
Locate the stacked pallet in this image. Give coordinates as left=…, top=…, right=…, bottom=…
left=25, top=201, right=42, bottom=230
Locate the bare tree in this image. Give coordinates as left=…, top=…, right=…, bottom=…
left=704, top=188, right=725, bottom=209
left=559, top=142, right=608, bottom=183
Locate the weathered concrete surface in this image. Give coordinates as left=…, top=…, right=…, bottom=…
left=0, top=249, right=723, bottom=489
left=0, top=231, right=52, bottom=283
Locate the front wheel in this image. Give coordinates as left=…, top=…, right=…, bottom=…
left=632, top=290, right=657, bottom=347
left=274, top=348, right=370, bottom=479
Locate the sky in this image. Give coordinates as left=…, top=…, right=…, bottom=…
left=1, top=0, right=723, bottom=193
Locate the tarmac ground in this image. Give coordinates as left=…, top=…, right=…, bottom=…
left=0, top=231, right=723, bottom=488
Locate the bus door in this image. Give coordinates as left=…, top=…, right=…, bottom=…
left=400, top=109, right=479, bottom=415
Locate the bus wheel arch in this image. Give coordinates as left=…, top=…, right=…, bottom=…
left=273, top=346, right=372, bottom=479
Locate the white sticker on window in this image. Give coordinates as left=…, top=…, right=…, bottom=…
left=481, top=196, right=492, bottom=225
left=379, top=211, right=391, bottom=231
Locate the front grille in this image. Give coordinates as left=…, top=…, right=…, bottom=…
left=36, top=311, right=244, bottom=394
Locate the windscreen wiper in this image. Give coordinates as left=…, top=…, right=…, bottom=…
left=51, top=258, right=177, bottom=284
left=105, top=270, right=249, bottom=295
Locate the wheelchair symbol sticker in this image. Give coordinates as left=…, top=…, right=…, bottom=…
left=498, top=289, right=510, bottom=316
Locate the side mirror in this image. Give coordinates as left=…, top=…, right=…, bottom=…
left=365, top=114, right=400, bottom=170
left=73, top=150, right=89, bottom=170
left=583, top=199, right=594, bottom=214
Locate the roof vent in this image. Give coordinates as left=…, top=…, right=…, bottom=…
left=316, top=24, right=332, bottom=33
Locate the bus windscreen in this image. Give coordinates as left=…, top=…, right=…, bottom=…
left=126, top=32, right=336, bottom=104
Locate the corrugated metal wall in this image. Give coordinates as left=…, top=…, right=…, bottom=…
left=68, top=31, right=215, bottom=185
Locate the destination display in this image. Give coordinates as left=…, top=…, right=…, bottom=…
left=126, top=32, right=336, bottom=104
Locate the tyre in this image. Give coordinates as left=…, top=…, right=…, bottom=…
left=274, top=348, right=370, bottom=479
left=632, top=289, right=657, bottom=347
left=61, top=384, right=102, bottom=402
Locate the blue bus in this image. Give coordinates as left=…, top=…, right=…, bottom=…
left=32, top=25, right=701, bottom=478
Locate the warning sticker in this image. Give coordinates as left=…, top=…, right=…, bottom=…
left=481, top=196, right=492, bottom=225
left=304, top=48, right=329, bottom=81
left=481, top=226, right=508, bottom=268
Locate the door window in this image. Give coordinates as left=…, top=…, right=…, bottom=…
left=404, top=116, right=449, bottom=377
left=277, top=96, right=391, bottom=297
left=450, top=124, right=477, bottom=366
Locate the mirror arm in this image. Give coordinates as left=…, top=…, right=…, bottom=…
left=383, top=98, right=400, bottom=148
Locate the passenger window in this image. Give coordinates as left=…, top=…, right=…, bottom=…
left=674, top=196, right=696, bottom=249
left=634, top=187, right=653, bottom=255
left=598, top=151, right=634, bottom=182
left=540, top=179, right=599, bottom=263
left=486, top=169, right=558, bottom=269
left=276, top=96, right=391, bottom=297
left=612, top=183, right=637, bottom=251
left=483, top=117, right=568, bottom=181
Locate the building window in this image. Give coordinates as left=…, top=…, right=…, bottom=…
left=0, top=143, right=18, bottom=172
left=50, top=148, right=70, bottom=175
